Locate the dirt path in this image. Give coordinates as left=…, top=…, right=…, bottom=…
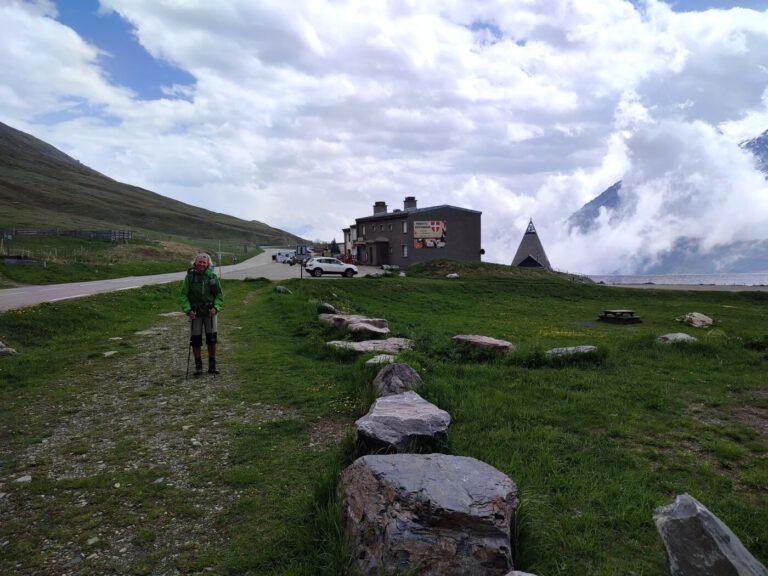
left=1, top=311, right=292, bottom=575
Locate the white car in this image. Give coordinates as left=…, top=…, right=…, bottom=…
left=304, top=257, right=358, bottom=277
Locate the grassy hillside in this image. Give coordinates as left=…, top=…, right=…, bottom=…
left=0, top=121, right=305, bottom=246
left=1, top=266, right=766, bottom=575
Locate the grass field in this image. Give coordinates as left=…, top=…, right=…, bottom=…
left=1, top=268, right=766, bottom=575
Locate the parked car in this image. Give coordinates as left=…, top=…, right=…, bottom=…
left=304, top=257, right=358, bottom=277
left=275, top=251, right=296, bottom=263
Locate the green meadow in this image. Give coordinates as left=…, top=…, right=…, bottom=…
left=1, top=265, right=766, bottom=575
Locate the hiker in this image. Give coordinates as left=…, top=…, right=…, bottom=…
left=180, top=252, right=224, bottom=375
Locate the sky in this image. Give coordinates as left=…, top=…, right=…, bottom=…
left=1, top=0, right=768, bottom=274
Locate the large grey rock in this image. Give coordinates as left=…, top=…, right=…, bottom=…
left=356, top=391, right=450, bottom=452
left=657, top=333, right=698, bottom=344
left=275, top=285, right=292, bottom=294
left=340, top=454, right=518, bottom=576
left=319, top=314, right=389, bottom=330
left=373, top=363, right=424, bottom=396
left=327, top=338, right=414, bottom=354
left=677, top=312, right=714, bottom=328
left=654, top=493, right=768, bottom=576
left=545, top=345, right=597, bottom=357
left=452, top=334, right=515, bottom=351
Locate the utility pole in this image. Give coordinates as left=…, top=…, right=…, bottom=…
left=217, top=240, right=223, bottom=278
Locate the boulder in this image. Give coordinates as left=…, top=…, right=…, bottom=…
left=0, top=341, right=17, bottom=357
left=657, top=333, right=698, bottom=344
left=373, top=363, right=424, bottom=396
left=275, top=285, right=292, bottom=294
left=446, top=273, right=460, bottom=278
left=327, top=338, right=414, bottom=354
left=319, top=314, right=389, bottom=331
left=677, top=312, right=714, bottom=328
left=545, top=345, right=597, bottom=357
left=318, top=302, right=338, bottom=314
left=452, top=334, right=515, bottom=352
left=365, top=354, right=396, bottom=367
left=356, top=391, right=450, bottom=452
left=654, top=493, right=768, bottom=576
left=340, top=453, right=518, bottom=576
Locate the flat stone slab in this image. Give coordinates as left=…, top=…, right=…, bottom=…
left=365, top=354, right=396, bottom=367
left=545, top=345, right=597, bottom=357
left=340, top=453, right=518, bottom=575
left=356, top=391, right=450, bottom=451
left=349, top=322, right=390, bottom=337
left=452, top=334, right=514, bottom=351
left=327, top=338, right=414, bottom=354
left=677, top=312, right=714, bottom=328
left=373, top=363, right=424, bottom=396
left=657, top=333, right=698, bottom=344
left=319, top=314, right=389, bottom=330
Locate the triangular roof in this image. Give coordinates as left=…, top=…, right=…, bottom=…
left=511, top=219, right=551, bottom=270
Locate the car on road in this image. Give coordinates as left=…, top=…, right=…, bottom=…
left=304, top=257, right=358, bottom=277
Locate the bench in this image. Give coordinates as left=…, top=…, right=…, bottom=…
left=598, top=309, right=642, bottom=324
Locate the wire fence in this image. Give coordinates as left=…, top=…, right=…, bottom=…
left=4, top=228, right=132, bottom=241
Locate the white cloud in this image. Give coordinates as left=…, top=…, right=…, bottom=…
left=0, top=0, right=767, bottom=273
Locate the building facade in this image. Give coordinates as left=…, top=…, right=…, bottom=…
left=349, top=196, right=482, bottom=267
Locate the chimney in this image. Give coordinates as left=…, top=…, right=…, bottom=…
left=404, top=196, right=417, bottom=210
left=373, top=201, right=387, bottom=215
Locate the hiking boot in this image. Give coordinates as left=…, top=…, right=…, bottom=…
left=194, top=358, right=204, bottom=376
left=208, top=357, right=219, bottom=375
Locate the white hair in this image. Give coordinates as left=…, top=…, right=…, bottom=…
left=193, top=252, right=212, bottom=266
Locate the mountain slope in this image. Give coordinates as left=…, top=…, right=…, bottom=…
left=740, top=129, right=768, bottom=176
left=0, top=121, right=304, bottom=246
left=567, top=130, right=768, bottom=273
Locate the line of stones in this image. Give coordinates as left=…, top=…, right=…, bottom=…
left=310, top=298, right=765, bottom=576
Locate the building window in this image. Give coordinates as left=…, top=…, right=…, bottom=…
left=362, top=225, right=366, bottom=236
left=380, top=224, right=384, bottom=231
left=401, top=244, right=408, bottom=257
left=402, top=221, right=407, bottom=233
left=388, top=223, right=392, bottom=231
left=389, top=246, right=393, bottom=254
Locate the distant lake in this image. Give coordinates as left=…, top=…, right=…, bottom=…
left=589, top=272, right=768, bottom=286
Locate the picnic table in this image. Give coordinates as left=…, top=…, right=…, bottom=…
left=598, top=309, right=642, bottom=324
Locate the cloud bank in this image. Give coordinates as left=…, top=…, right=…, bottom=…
left=1, top=0, right=767, bottom=273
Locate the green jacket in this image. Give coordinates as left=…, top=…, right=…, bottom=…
left=180, top=267, right=223, bottom=315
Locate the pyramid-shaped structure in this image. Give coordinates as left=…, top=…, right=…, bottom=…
left=511, top=219, right=551, bottom=270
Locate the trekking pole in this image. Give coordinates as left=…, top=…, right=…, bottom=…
left=185, top=317, right=192, bottom=381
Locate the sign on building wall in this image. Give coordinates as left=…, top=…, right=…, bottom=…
left=413, top=220, right=447, bottom=249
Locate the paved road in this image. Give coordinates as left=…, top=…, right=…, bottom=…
left=0, top=249, right=380, bottom=312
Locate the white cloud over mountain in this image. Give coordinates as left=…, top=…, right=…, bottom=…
left=1, top=0, right=767, bottom=273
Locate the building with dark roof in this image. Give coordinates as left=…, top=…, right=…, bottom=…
left=343, top=196, right=482, bottom=267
